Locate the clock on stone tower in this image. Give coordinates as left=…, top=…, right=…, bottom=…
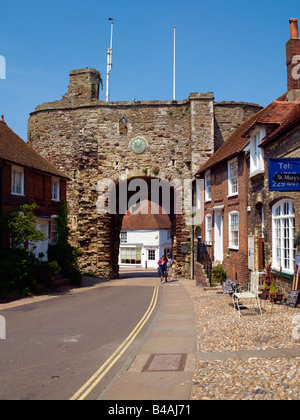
left=129, top=137, right=147, bottom=154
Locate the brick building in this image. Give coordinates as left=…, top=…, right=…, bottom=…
left=194, top=109, right=265, bottom=284
left=120, top=200, right=172, bottom=269
left=0, top=117, right=69, bottom=259
left=195, top=18, right=300, bottom=292
left=27, top=69, right=261, bottom=279
left=245, top=19, right=300, bottom=294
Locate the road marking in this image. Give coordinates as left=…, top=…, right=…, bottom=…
left=70, top=285, right=159, bottom=400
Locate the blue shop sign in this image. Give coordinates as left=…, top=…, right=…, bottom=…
left=268, top=158, right=300, bottom=191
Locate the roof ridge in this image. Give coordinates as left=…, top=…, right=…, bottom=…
left=0, top=121, right=70, bottom=179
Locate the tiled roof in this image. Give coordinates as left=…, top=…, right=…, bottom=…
left=0, top=120, right=69, bottom=179
left=121, top=200, right=171, bottom=230
left=242, top=99, right=300, bottom=139
left=195, top=93, right=300, bottom=176
left=259, top=101, right=300, bottom=145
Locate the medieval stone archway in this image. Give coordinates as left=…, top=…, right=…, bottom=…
left=28, top=68, right=262, bottom=279
left=83, top=172, right=191, bottom=278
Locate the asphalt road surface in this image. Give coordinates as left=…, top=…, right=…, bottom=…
left=0, top=272, right=162, bottom=400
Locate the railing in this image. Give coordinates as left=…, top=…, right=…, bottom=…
left=197, top=241, right=213, bottom=286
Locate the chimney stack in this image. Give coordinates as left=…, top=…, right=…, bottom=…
left=286, top=18, right=300, bottom=100
left=290, top=18, right=299, bottom=38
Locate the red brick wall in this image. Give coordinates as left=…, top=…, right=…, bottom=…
left=1, top=162, right=67, bottom=244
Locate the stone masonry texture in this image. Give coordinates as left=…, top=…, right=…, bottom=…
left=28, top=68, right=262, bottom=278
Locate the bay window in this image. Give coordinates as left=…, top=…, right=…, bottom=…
left=272, top=199, right=295, bottom=274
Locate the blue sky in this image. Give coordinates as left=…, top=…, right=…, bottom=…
left=0, top=0, right=299, bottom=140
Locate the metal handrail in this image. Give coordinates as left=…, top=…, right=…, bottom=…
left=197, top=241, right=213, bottom=286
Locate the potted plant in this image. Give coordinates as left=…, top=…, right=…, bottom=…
left=211, top=264, right=227, bottom=285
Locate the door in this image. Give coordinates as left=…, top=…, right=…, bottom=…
left=214, top=211, right=223, bottom=262
left=30, top=219, right=49, bottom=261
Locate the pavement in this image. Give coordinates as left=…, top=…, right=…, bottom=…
left=100, top=279, right=197, bottom=401
left=1, top=273, right=299, bottom=400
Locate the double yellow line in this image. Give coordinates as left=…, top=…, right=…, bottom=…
left=70, top=286, right=159, bottom=400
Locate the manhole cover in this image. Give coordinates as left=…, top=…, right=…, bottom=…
left=142, top=353, right=187, bottom=372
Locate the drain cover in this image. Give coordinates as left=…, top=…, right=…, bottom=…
left=142, top=353, right=187, bottom=372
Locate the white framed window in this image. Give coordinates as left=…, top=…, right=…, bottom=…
left=120, top=247, right=142, bottom=264
left=229, top=211, right=239, bottom=249
left=205, top=170, right=211, bottom=202
left=120, top=231, right=127, bottom=243
left=250, top=127, right=265, bottom=176
left=272, top=199, right=295, bottom=274
left=50, top=215, right=58, bottom=245
left=195, top=179, right=203, bottom=210
left=228, top=158, right=238, bottom=196
left=51, top=178, right=60, bottom=201
left=11, top=165, right=24, bottom=196
left=148, top=249, right=156, bottom=260
left=205, top=214, right=212, bottom=242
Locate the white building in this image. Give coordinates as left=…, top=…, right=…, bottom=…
left=119, top=201, right=172, bottom=269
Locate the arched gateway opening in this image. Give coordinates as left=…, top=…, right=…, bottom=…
left=94, top=174, right=191, bottom=279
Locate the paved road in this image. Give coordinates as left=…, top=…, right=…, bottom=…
left=0, top=273, right=162, bottom=400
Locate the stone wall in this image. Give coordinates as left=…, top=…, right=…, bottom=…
left=28, top=68, right=262, bottom=279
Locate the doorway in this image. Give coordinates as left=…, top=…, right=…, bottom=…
left=214, top=211, right=223, bottom=263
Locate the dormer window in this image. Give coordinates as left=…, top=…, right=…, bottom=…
left=250, top=127, right=265, bottom=176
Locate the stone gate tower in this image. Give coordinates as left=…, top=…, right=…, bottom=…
left=28, top=68, right=262, bottom=279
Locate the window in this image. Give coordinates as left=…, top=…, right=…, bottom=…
left=205, top=214, right=212, bottom=242
left=50, top=216, right=58, bottom=244
left=272, top=199, right=295, bottom=274
left=205, top=171, right=211, bottom=201
left=148, top=250, right=156, bottom=260
left=167, top=230, right=171, bottom=240
left=228, top=158, right=238, bottom=196
left=51, top=178, right=60, bottom=201
left=229, top=211, right=239, bottom=249
left=120, top=232, right=127, bottom=243
left=119, top=116, right=128, bottom=135
left=195, top=179, right=202, bottom=210
left=120, top=247, right=142, bottom=264
left=11, top=165, right=24, bottom=196
left=250, top=127, right=265, bottom=176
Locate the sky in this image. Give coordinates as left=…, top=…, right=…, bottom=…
left=0, top=0, right=299, bottom=141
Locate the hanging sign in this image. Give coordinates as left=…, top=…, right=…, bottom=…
left=268, top=158, right=300, bottom=191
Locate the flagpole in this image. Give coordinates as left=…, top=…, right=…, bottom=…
left=173, top=26, right=176, bottom=101
left=106, top=19, right=114, bottom=102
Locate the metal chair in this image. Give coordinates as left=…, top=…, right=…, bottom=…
left=232, top=276, right=262, bottom=317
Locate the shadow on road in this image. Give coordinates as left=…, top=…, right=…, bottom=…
left=119, top=269, right=158, bottom=279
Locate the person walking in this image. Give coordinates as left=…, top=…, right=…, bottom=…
left=165, top=253, right=173, bottom=282
left=157, top=255, right=167, bottom=284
